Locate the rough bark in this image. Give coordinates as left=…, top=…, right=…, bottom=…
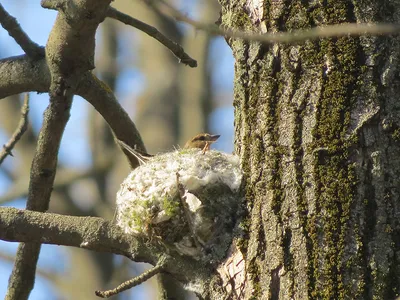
left=218, top=0, right=400, bottom=299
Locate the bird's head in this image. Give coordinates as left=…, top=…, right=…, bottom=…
left=184, top=133, right=220, bottom=150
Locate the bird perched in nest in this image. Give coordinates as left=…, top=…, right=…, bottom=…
left=118, top=133, right=220, bottom=166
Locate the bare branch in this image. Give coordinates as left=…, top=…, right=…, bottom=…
left=1, top=1, right=146, bottom=297
left=95, top=259, right=166, bottom=298
left=6, top=88, right=73, bottom=299
left=0, top=202, right=223, bottom=298
left=0, top=4, right=44, bottom=58
left=0, top=55, right=49, bottom=98
left=107, top=7, right=197, bottom=68
left=0, top=55, right=145, bottom=168
left=0, top=206, right=203, bottom=283
left=0, top=207, right=143, bottom=258
left=0, top=52, right=148, bottom=166
left=0, top=94, right=29, bottom=165
left=155, top=0, right=400, bottom=44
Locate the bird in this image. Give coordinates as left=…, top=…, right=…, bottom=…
left=118, top=133, right=220, bottom=166
left=184, top=133, right=220, bottom=151
left=118, top=140, right=153, bottom=166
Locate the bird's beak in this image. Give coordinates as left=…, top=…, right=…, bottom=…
left=209, top=134, right=221, bottom=142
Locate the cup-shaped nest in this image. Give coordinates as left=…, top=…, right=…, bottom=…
left=116, top=149, right=243, bottom=259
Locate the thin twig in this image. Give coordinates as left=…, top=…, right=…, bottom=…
left=0, top=94, right=30, bottom=165
left=155, top=0, right=400, bottom=44
left=107, top=7, right=197, bottom=67
left=95, top=259, right=166, bottom=298
left=0, top=4, right=44, bottom=58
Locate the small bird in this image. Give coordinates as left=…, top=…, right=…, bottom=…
left=184, top=133, right=220, bottom=152
left=118, top=133, right=220, bottom=166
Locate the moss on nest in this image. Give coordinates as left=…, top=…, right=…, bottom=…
left=116, top=149, right=243, bottom=259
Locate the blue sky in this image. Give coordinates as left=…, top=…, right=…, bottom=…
left=0, top=1, right=234, bottom=298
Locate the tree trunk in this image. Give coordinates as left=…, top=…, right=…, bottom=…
left=219, top=1, right=400, bottom=299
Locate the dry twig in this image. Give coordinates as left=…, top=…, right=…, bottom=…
left=0, top=94, right=30, bottom=165
left=95, top=259, right=165, bottom=298
left=153, top=0, right=400, bottom=44
left=107, top=7, right=197, bottom=67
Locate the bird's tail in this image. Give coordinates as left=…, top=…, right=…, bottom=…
left=117, top=140, right=153, bottom=166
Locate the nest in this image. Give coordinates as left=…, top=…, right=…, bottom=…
left=116, top=149, right=243, bottom=259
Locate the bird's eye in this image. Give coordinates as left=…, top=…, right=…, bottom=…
left=198, top=135, right=206, bottom=141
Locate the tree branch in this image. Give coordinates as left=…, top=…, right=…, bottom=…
left=107, top=7, right=197, bottom=68
left=0, top=206, right=204, bottom=285
left=5, top=1, right=116, bottom=295
left=95, top=259, right=166, bottom=298
left=1, top=185, right=231, bottom=298
left=0, top=55, right=146, bottom=168
left=0, top=4, right=44, bottom=58
left=6, top=88, right=73, bottom=299
left=0, top=55, right=49, bottom=98
left=1, top=1, right=158, bottom=297
left=154, top=0, right=400, bottom=44
left=0, top=207, right=142, bottom=258
left=0, top=93, right=29, bottom=165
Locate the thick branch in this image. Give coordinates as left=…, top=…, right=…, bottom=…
left=6, top=88, right=73, bottom=299
left=0, top=207, right=143, bottom=257
left=2, top=1, right=143, bottom=297
left=0, top=4, right=44, bottom=58
left=107, top=7, right=196, bottom=67
left=0, top=207, right=204, bottom=284
left=0, top=55, right=49, bottom=98
left=43, top=0, right=112, bottom=79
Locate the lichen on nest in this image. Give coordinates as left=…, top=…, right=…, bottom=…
left=116, top=148, right=243, bottom=258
